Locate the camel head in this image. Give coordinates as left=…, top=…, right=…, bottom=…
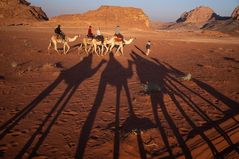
left=124, top=37, right=135, bottom=45
left=67, top=34, right=80, bottom=42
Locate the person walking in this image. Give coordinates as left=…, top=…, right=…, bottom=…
left=146, top=40, right=151, bottom=56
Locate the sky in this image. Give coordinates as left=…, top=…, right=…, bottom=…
left=28, top=0, right=239, bottom=22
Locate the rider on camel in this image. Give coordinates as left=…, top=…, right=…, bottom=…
left=55, top=25, right=65, bottom=40
left=87, top=25, right=94, bottom=39
left=114, top=25, right=124, bottom=42
left=95, top=27, right=104, bottom=43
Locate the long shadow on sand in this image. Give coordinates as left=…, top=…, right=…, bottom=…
left=76, top=52, right=157, bottom=159
left=131, top=51, right=239, bottom=158
left=0, top=54, right=106, bottom=158
left=75, top=53, right=135, bottom=159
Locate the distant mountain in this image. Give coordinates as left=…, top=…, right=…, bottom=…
left=49, top=6, right=150, bottom=29
left=176, top=6, right=219, bottom=24
left=0, top=0, right=48, bottom=26
left=231, top=5, right=239, bottom=20
left=157, top=5, right=239, bottom=35
left=201, top=19, right=239, bottom=34
left=201, top=6, right=239, bottom=35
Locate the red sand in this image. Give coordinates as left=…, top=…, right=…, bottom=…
left=0, top=27, right=239, bottom=159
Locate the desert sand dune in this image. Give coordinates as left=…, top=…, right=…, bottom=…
left=0, top=1, right=239, bottom=158
left=0, top=26, right=239, bottom=159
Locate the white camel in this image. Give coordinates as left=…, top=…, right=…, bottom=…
left=48, top=34, right=80, bottom=54
left=79, top=37, right=94, bottom=55
left=108, top=37, right=135, bottom=56
left=79, top=37, right=109, bottom=56
left=91, top=37, right=111, bottom=56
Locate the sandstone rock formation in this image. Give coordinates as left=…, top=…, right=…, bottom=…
left=200, top=6, right=239, bottom=35
left=176, top=6, right=218, bottom=23
left=0, top=0, right=48, bottom=25
left=50, top=6, right=150, bottom=29
left=156, top=5, right=239, bottom=35
left=231, top=6, right=239, bottom=20
left=161, top=6, right=220, bottom=31
left=202, top=19, right=239, bottom=35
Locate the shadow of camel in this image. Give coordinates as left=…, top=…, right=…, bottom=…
left=131, top=51, right=239, bottom=158
left=0, top=54, right=106, bottom=158
left=76, top=53, right=137, bottom=159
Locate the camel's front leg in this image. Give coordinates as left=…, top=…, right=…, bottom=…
left=104, top=44, right=109, bottom=56
left=109, top=44, right=114, bottom=52
left=84, top=44, right=88, bottom=55
left=88, top=45, right=93, bottom=54
left=63, top=43, right=66, bottom=54
left=97, top=45, right=102, bottom=56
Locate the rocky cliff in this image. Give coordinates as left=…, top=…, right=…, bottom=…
left=231, top=6, right=239, bottom=20
left=0, top=0, right=48, bottom=25
left=50, top=6, right=150, bottom=29
left=176, top=6, right=218, bottom=24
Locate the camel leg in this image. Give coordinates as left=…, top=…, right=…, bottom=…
left=48, top=41, right=52, bottom=54
left=104, top=45, right=109, bottom=56
left=94, top=44, right=99, bottom=56
left=78, top=43, right=82, bottom=55
left=63, top=43, right=66, bottom=54
left=85, top=44, right=88, bottom=55
left=115, top=46, right=120, bottom=55
left=101, top=45, right=104, bottom=56
left=53, top=41, right=60, bottom=54
left=65, top=43, right=70, bottom=54
left=109, top=44, right=114, bottom=52
left=67, top=44, right=70, bottom=54
left=97, top=46, right=101, bottom=56
left=88, top=45, right=93, bottom=54
left=120, top=46, right=124, bottom=56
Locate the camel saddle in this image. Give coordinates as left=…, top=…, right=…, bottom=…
left=56, top=34, right=65, bottom=41
left=114, top=37, right=123, bottom=42
left=95, top=35, right=104, bottom=42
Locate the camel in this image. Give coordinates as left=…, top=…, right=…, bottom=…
left=108, top=37, right=135, bottom=56
left=91, top=37, right=112, bottom=56
left=79, top=37, right=94, bottom=55
left=79, top=37, right=109, bottom=56
left=48, top=34, right=80, bottom=54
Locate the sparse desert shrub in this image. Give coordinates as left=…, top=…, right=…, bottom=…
left=42, top=63, right=54, bottom=70
left=11, top=61, right=18, bottom=68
